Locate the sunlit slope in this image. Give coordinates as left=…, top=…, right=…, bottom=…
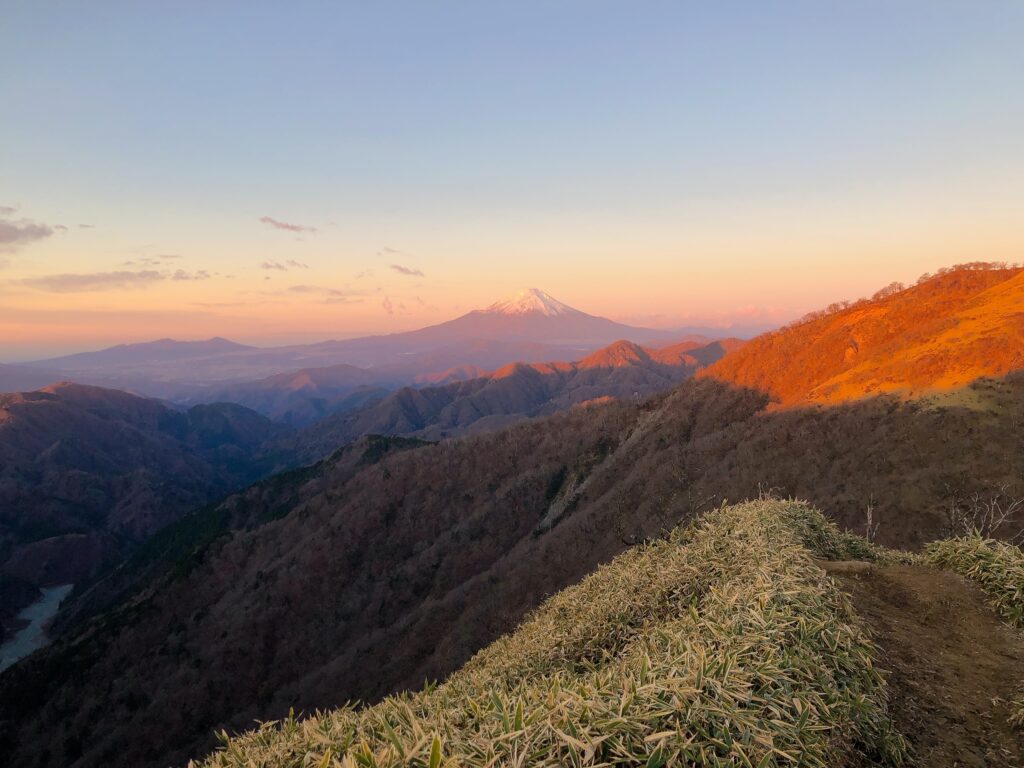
left=196, top=500, right=908, bottom=768
left=700, top=264, right=1024, bottom=406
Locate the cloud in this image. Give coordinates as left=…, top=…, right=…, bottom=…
left=78, top=224, right=94, bottom=229
left=13, top=270, right=166, bottom=292
left=9, top=267, right=210, bottom=292
left=378, top=247, right=400, bottom=257
left=171, top=269, right=210, bottom=281
left=0, top=209, right=56, bottom=252
left=285, top=284, right=365, bottom=304
left=260, top=259, right=309, bottom=272
left=354, top=269, right=374, bottom=279
left=382, top=296, right=394, bottom=314
left=259, top=215, right=317, bottom=233
left=390, top=263, right=424, bottom=277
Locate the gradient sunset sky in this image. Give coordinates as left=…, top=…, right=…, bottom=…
left=2, top=2, right=1023, bottom=359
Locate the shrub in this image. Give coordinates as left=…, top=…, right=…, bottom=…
left=925, top=536, right=1024, bottom=627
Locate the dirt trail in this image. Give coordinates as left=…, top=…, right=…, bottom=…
left=829, top=563, right=1024, bottom=767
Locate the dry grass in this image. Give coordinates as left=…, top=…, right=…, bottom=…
left=194, top=500, right=907, bottom=767
left=924, top=537, right=1024, bottom=628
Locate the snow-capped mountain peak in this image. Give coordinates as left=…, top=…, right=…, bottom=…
left=485, top=288, right=578, bottom=317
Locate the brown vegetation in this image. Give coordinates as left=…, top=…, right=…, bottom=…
left=3, top=371, right=1023, bottom=767
left=0, top=382, right=293, bottom=634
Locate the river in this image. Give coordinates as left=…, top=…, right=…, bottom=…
left=0, top=584, right=74, bottom=672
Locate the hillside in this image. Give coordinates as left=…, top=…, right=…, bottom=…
left=196, top=500, right=1024, bottom=767
left=0, top=382, right=293, bottom=636
left=700, top=263, right=1024, bottom=406
left=197, top=501, right=913, bottom=767
left=295, top=338, right=737, bottom=459
left=3, top=371, right=1023, bottom=767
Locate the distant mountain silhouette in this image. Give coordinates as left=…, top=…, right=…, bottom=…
left=9, top=291, right=698, bottom=397
left=32, top=337, right=254, bottom=369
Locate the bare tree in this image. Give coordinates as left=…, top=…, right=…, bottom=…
left=864, top=495, right=880, bottom=544
left=945, top=483, right=1024, bottom=541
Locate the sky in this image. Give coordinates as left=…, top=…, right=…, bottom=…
left=1, top=1, right=1023, bottom=359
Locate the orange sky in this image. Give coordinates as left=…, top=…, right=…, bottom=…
left=3, top=3, right=1023, bottom=359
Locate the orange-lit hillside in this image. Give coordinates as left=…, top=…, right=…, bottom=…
left=700, top=263, right=1024, bottom=406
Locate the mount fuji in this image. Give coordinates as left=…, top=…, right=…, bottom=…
left=19, top=289, right=684, bottom=394
left=393, top=288, right=675, bottom=346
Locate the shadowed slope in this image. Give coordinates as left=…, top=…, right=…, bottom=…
left=0, top=382, right=293, bottom=626
left=4, top=373, right=1024, bottom=768
left=294, top=338, right=738, bottom=460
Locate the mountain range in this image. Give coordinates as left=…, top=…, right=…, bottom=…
left=0, top=383, right=293, bottom=640
left=0, top=333, right=735, bottom=642
left=294, top=338, right=741, bottom=458
left=11, top=289, right=692, bottom=399
left=2, top=264, right=1022, bottom=768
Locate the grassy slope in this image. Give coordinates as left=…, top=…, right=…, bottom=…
left=925, top=536, right=1024, bottom=628
left=195, top=500, right=908, bottom=768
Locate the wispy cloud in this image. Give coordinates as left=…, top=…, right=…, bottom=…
left=171, top=269, right=211, bottom=281
left=121, top=255, right=180, bottom=267
left=382, top=296, right=394, bottom=314
left=13, top=270, right=166, bottom=292
left=260, top=259, right=309, bottom=271
left=286, top=284, right=365, bottom=304
left=10, top=268, right=210, bottom=293
left=390, top=263, right=424, bottom=277
left=78, top=223, right=94, bottom=229
left=0, top=208, right=56, bottom=252
left=259, top=215, right=317, bottom=233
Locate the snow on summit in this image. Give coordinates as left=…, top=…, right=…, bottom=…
left=485, top=288, right=578, bottom=317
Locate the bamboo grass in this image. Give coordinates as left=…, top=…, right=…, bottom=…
left=194, top=500, right=907, bottom=767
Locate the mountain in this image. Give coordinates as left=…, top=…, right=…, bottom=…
left=294, top=338, right=738, bottom=459
left=6, top=266, right=1020, bottom=768
left=0, top=382, right=293, bottom=638
left=8, top=291, right=696, bottom=397
left=700, top=263, right=1024, bottom=406
left=4, top=369, right=1022, bottom=767
left=394, top=288, right=676, bottom=346
left=32, top=337, right=254, bottom=370
left=188, top=365, right=394, bottom=426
